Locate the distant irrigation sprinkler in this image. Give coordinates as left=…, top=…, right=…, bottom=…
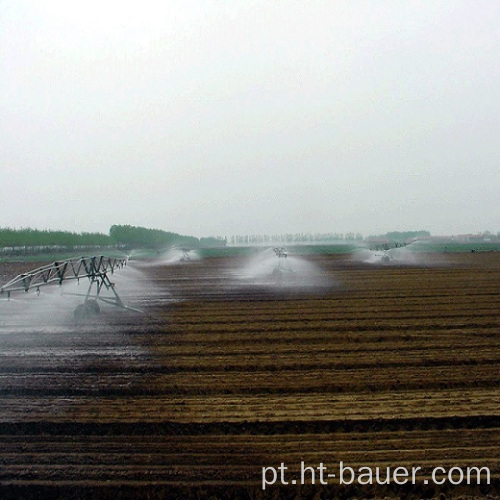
left=273, top=247, right=288, bottom=258
left=354, top=240, right=422, bottom=265
left=179, top=248, right=192, bottom=262
left=371, top=241, right=411, bottom=263
left=271, top=247, right=294, bottom=281
left=154, top=246, right=200, bottom=265
left=0, top=256, right=142, bottom=321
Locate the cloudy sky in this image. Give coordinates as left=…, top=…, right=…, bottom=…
left=0, top=0, right=498, bottom=238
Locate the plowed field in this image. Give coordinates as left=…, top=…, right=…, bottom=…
left=0, top=252, right=499, bottom=499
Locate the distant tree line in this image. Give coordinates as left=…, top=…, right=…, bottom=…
left=200, top=236, right=227, bottom=247
left=0, top=227, right=113, bottom=249
left=3, top=225, right=497, bottom=254
left=230, top=232, right=364, bottom=245
left=109, top=225, right=226, bottom=249
left=109, top=225, right=199, bottom=249
left=0, top=225, right=227, bottom=254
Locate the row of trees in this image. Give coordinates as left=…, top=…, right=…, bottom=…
left=109, top=225, right=200, bottom=249
left=0, top=227, right=428, bottom=251
left=5, top=226, right=497, bottom=254
left=0, top=228, right=113, bottom=249
left=230, top=232, right=364, bottom=245
left=109, top=225, right=225, bottom=249
left=0, top=226, right=227, bottom=253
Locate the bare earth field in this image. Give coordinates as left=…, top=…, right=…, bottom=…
left=0, top=252, right=498, bottom=499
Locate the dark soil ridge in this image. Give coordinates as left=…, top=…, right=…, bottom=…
left=0, top=415, right=499, bottom=436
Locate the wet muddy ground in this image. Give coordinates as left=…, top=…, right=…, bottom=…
left=0, top=252, right=499, bottom=498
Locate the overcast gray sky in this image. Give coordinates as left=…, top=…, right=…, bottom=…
left=1, top=0, right=498, bottom=238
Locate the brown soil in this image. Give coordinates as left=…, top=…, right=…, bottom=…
left=0, top=252, right=499, bottom=499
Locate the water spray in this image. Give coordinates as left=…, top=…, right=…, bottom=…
left=352, top=240, right=424, bottom=265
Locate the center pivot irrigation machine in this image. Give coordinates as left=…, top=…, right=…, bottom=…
left=272, top=246, right=294, bottom=280
left=367, top=241, right=412, bottom=264
left=273, top=247, right=288, bottom=258
left=0, top=256, right=141, bottom=321
left=179, top=248, right=192, bottom=262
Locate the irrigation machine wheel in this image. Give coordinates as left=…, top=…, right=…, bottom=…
left=85, top=299, right=100, bottom=316
left=74, top=304, right=90, bottom=323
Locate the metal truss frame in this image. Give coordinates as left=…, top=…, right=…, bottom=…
left=0, top=256, right=141, bottom=314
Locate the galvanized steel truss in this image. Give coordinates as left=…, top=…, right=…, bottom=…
left=0, top=256, right=140, bottom=313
